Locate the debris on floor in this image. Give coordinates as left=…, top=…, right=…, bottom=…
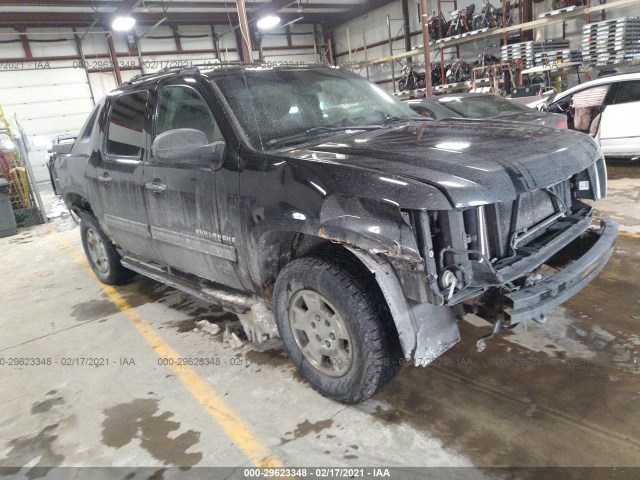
left=223, top=325, right=245, bottom=350
left=196, top=319, right=221, bottom=336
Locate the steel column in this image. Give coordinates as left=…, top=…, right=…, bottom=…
left=16, top=27, right=33, bottom=59
left=136, top=38, right=146, bottom=74
left=235, top=0, right=252, bottom=62
left=401, top=0, right=412, bottom=62
left=211, top=25, right=221, bottom=60
left=387, top=15, right=396, bottom=93
left=106, top=33, right=122, bottom=84
left=73, top=28, right=96, bottom=106
left=420, top=0, right=433, bottom=97
left=171, top=25, right=183, bottom=51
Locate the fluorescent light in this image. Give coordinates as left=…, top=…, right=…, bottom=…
left=112, top=15, right=136, bottom=31
left=257, top=15, right=280, bottom=30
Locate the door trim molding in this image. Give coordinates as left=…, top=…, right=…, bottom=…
left=150, top=226, right=237, bottom=262
left=104, top=214, right=151, bottom=238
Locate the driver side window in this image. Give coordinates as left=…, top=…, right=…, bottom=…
left=156, top=86, right=218, bottom=144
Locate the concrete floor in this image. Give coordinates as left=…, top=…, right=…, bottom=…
left=1, top=167, right=640, bottom=477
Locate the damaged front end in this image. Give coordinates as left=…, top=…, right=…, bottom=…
left=356, top=157, right=617, bottom=365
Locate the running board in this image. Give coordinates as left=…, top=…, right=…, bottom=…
left=121, top=255, right=252, bottom=313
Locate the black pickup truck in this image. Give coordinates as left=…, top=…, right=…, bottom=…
left=55, top=65, right=617, bottom=403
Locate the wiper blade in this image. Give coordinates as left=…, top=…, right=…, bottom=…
left=267, top=125, right=384, bottom=147
left=384, top=115, right=431, bottom=124
left=307, top=125, right=385, bottom=134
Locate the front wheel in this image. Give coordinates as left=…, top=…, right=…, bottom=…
left=80, top=213, right=133, bottom=285
left=472, top=16, right=487, bottom=30
left=273, top=255, right=402, bottom=403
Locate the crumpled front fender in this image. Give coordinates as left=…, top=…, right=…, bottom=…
left=345, top=246, right=460, bottom=365
left=319, top=195, right=422, bottom=262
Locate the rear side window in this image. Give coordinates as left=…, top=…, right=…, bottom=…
left=613, top=81, right=640, bottom=105
left=107, top=91, right=149, bottom=157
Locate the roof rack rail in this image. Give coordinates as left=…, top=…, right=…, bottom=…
left=121, top=61, right=334, bottom=85
left=123, top=65, right=201, bottom=84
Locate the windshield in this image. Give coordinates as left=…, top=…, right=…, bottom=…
left=439, top=95, right=531, bottom=119
left=211, top=68, right=421, bottom=150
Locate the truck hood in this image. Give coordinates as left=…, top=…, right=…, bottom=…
left=279, top=119, right=599, bottom=208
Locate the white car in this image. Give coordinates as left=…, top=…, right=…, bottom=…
left=547, top=72, right=640, bottom=160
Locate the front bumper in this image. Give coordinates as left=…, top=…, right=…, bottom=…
left=501, top=218, right=618, bottom=325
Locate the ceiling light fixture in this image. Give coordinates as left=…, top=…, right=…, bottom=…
left=112, top=15, right=136, bottom=32
left=257, top=15, right=281, bottom=30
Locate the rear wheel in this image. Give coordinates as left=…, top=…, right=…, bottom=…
left=273, top=254, right=402, bottom=404
left=472, top=16, right=487, bottom=30
left=80, top=213, right=133, bottom=285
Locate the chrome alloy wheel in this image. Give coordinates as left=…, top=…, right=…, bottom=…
left=85, top=227, right=109, bottom=274
left=288, top=289, right=353, bottom=377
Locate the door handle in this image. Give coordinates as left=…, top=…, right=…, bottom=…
left=144, top=181, right=167, bottom=194
left=98, top=174, right=112, bottom=184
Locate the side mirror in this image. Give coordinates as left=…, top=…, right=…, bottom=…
left=152, top=128, right=226, bottom=169
left=198, top=140, right=226, bottom=170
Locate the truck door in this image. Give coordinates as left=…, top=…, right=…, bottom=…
left=97, top=90, right=157, bottom=261
left=599, top=80, right=640, bottom=157
left=142, top=84, right=243, bottom=289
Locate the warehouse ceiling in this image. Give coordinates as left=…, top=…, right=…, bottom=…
left=0, top=0, right=397, bottom=28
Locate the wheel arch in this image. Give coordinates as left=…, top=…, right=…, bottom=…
left=63, top=190, right=94, bottom=217
left=343, top=246, right=461, bottom=364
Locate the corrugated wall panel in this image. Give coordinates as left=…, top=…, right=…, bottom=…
left=139, top=26, right=177, bottom=52
left=0, top=28, right=24, bottom=58
left=179, top=25, right=215, bottom=50
left=88, top=72, right=118, bottom=100
left=27, top=27, right=78, bottom=57
left=0, top=67, right=93, bottom=182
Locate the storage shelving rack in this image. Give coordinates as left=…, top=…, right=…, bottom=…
left=355, top=0, right=639, bottom=96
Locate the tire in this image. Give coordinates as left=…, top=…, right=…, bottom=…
left=472, top=16, right=485, bottom=30
left=80, top=213, right=133, bottom=285
left=273, top=254, right=402, bottom=404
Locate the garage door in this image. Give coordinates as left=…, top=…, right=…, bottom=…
left=0, top=67, right=94, bottom=183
